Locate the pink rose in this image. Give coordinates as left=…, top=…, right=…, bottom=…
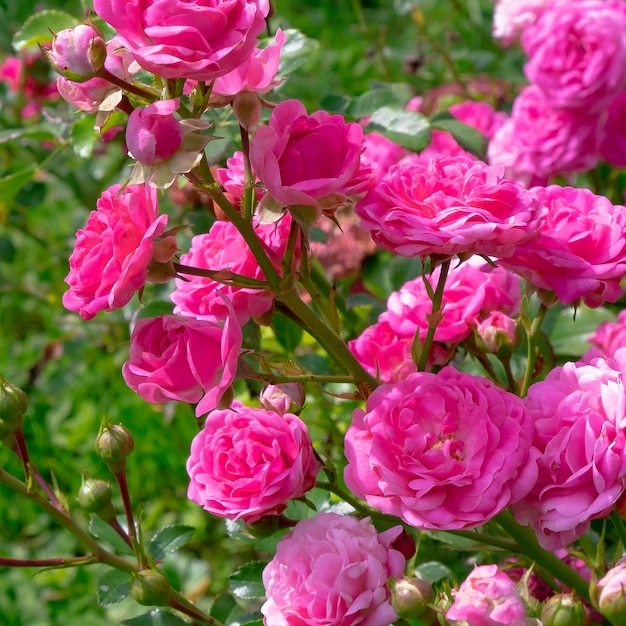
left=48, top=24, right=106, bottom=80
left=171, top=216, right=295, bottom=324
left=361, top=132, right=407, bottom=182
left=259, top=383, right=306, bottom=415
left=385, top=256, right=521, bottom=344
left=584, top=310, right=626, bottom=362
left=122, top=313, right=241, bottom=416
left=522, top=1, right=626, bottom=112
left=249, top=99, right=373, bottom=220
left=216, top=150, right=262, bottom=210
left=513, top=356, right=626, bottom=550
left=355, top=154, right=543, bottom=259
left=446, top=565, right=531, bottom=626
left=487, top=86, right=602, bottom=185
left=62, top=183, right=169, bottom=320
left=186, top=401, right=319, bottom=522
left=476, top=311, right=518, bottom=355
left=501, top=185, right=626, bottom=307
left=600, top=92, right=626, bottom=168
left=344, top=367, right=538, bottom=530
left=261, top=513, right=406, bottom=626
left=93, top=0, right=270, bottom=81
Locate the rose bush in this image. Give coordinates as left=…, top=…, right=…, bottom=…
left=186, top=401, right=319, bottom=522
left=344, top=367, right=539, bottom=530
left=122, top=313, right=241, bottom=416
left=261, top=513, right=406, bottom=626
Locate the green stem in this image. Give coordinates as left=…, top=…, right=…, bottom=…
left=446, top=530, right=518, bottom=552
left=265, top=374, right=359, bottom=385
left=520, top=302, right=549, bottom=397
left=495, top=510, right=590, bottom=602
left=0, top=555, right=100, bottom=568
left=173, top=262, right=269, bottom=289
left=98, top=68, right=158, bottom=102
left=611, top=511, right=626, bottom=550
left=418, top=259, right=451, bottom=372
left=239, top=124, right=255, bottom=222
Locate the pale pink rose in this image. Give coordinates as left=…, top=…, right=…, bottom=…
left=513, top=355, right=626, bottom=550
left=597, top=563, right=626, bottom=623
left=492, top=0, right=570, bottom=46
left=48, top=24, right=106, bottom=80
left=522, top=1, right=626, bottom=112
left=93, top=0, right=270, bottom=81
left=344, top=367, right=538, bottom=530
left=488, top=86, right=602, bottom=185
left=250, top=100, right=373, bottom=220
left=385, top=256, right=521, bottom=344
left=122, top=313, right=241, bottom=416
left=501, top=185, right=626, bottom=307
left=355, top=154, right=543, bottom=259
left=600, top=92, right=626, bottom=167
left=62, top=183, right=169, bottom=320
left=186, top=401, right=319, bottom=522
left=261, top=513, right=406, bottom=626
left=259, top=383, right=305, bottom=415
left=56, top=37, right=136, bottom=114
left=171, top=216, right=295, bottom=324
left=584, top=310, right=626, bottom=362
left=447, top=565, right=531, bottom=626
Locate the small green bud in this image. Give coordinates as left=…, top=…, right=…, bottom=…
left=540, top=593, right=586, bottom=626
left=130, top=568, right=170, bottom=607
left=77, top=476, right=116, bottom=522
left=0, top=375, right=27, bottom=438
left=95, top=423, right=134, bottom=474
left=391, top=577, right=435, bottom=620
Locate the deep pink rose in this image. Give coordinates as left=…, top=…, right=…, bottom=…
left=446, top=565, right=531, bottom=626
left=522, top=1, right=626, bottom=112
left=127, top=99, right=183, bottom=166
left=361, top=132, right=407, bottom=182
left=501, top=185, right=626, bottom=307
left=49, top=24, right=106, bottom=80
left=261, top=513, right=406, bottom=626
left=122, top=313, right=241, bottom=416
left=355, top=154, right=543, bottom=259
left=93, top=0, right=269, bottom=81
left=186, top=401, right=319, bottom=522
left=385, top=256, right=521, bottom=344
left=344, top=368, right=538, bottom=530
left=487, top=86, right=602, bottom=185
left=171, top=216, right=295, bottom=324
left=250, top=100, right=373, bottom=218
left=62, top=183, right=167, bottom=320
left=513, top=356, right=626, bottom=550
left=600, top=92, right=626, bottom=168
left=584, top=310, right=626, bottom=362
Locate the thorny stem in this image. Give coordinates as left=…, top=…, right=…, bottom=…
left=0, top=555, right=100, bottom=568
left=98, top=68, right=158, bottom=102
left=239, top=124, right=256, bottom=221
left=113, top=471, right=139, bottom=557
left=174, top=262, right=269, bottom=289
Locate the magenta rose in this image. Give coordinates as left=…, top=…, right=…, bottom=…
left=446, top=565, right=531, bottom=626
left=584, top=310, right=626, bottom=362
left=62, top=183, right=168, bottom=320
left=261, top=513, right=406, bottom=626
left=501, top=185, right=626, bottom=307
left=93, top=0, right=269, bottom=81
left=122, top=313, right=241, bottom=416
left=513, top=355, right=626, bottom=550
left=249, top=99, right=373, bottom=219
left=522, top=1, right=626, bottom=112
left=171, top=215, right=295, bottom=324
left=186, top=401, right=319, bottom=523
left=344, top=367, right=538, bottom=530
left=355, top=154, right=543, bottom=259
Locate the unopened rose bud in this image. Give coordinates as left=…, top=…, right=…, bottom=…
left=597, top=563, right=626, bottom=624
left=232, top=91, right=262, bottom=129
left=95, top=423, right=134, bottom=474
left=540, top=593, right=586, bottom=626
left=260, top=383, right=305, bottom=415
left=130, top=568, right=170, bottom=606
left=48, top=24, right=106, bottom=81
left=77, top=476, right=116, bottom=522
left=0, top=375, right=27, bottom=438
left=391, top=577, right=435, bottom=619
left=476, top=312, right=519, bottom=357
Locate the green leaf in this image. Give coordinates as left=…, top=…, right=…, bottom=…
left=97, top=569, right=132, bottom=607
left=0, top=127, right=58, bottom=145
left=136, top=301, right=175, bottom=321
left=0, top=168, right=36, bottom=221
left=272, top=311, right=304, bottom=354
left=278, top=29, right=319, bottom=76
left=70, top=115, right=99, bottom=158
left=430, top=111, right=488, bottom=159
left=230, top=612, right=264, bottom=626
left=210, top=592, right=238, bottom=623
left=0, top=236, right=16, bottom=263
left=367, top=107, right=431, bottom=153
left=148, top=525, right=196, bottom=562
left=88, top=515, right=135, bottom=556
left=120, top=609, right=189, bottom=626
left=319, top=94, right=351, bottom=114
left=12, top=10, right=78, bottom=51
left=228, top=561, right=267, bottom=600
left=413, top=560, right=454, bottom=584
left=346, top=83, right=413, bottom=119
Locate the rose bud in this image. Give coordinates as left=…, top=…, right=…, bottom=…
left=0, top=375, right=27, bottom=438
left=77, top=476, right=116, bottom=522
left=391, top=577, right=435, bottom=619
left=597, top=563, right=626, bottom=624
left=540, top=593, right=586, bottom=626
left=95, top=423, right=135, bottom=474
left=130, top=568, right=170, bottom=606
left=48, top=24, right=106, bottom=81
